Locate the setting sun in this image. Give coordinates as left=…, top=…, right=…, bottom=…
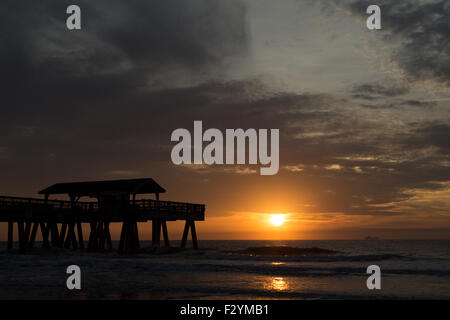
left=270, top=214, right=286, bottom=227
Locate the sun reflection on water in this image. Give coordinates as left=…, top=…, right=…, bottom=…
left=265, top=277, right=289, bottom=291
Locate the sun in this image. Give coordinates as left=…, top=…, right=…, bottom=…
left=270, top=214, right=286, bottom=227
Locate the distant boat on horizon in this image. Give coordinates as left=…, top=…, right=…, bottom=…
left=364, top=236, right=380, bottom=240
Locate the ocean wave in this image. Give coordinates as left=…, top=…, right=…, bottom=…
left=184, top=262, right=450, bottom=277
left=215, top=246, right=420, bottom=263
left=228, top=246, right=340, bottom=256
left=207, top=252, right=412, bottom=263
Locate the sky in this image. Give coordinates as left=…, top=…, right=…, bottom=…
left=0, top=0, right=449, bottom=240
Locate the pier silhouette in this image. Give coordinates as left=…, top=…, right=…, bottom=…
left=0, top=178, right=205, bottom=253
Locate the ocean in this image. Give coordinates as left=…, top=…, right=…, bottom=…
left=0, top=240, right=449, bottom=299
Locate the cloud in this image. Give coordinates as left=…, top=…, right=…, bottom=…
left=324, top=164, right=342, bottom=170
left=358, top=99, right=437, bottom=109
left=408, top=122, right=450, bottom=154
left=335, top=0, right=450, bottom=87
left=283, top=164, right=305, bottom=172
left=352, top=82, right=410, bottom=98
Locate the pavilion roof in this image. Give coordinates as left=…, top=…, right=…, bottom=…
left=38, top=178, right=166, bottom=196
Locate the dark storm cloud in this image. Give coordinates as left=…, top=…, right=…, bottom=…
left=0, top=0, right=249, bottom=146
left=96, top=1, right=248, bottom=68
left=0, top=0, right=250, bottom=195
left=334, top=0, right=450, bottom=86
left=0, top=0, right=249, bottom=99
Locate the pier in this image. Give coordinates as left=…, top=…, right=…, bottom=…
left=0, top=178, right=205, bottom=253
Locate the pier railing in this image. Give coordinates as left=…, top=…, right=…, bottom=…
left=133, top=199, right=204, bottom=219
left=0, top=195, right=204, bottom=222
